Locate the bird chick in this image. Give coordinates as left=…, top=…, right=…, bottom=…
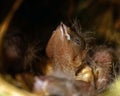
left=46, top=22, right=117, bottom=94
left=88, top=45, right=115, bottom=92
left=46, top=22, right=88, bottom=79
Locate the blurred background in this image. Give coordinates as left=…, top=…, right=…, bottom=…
left=0, top=0, right=120, bottom=47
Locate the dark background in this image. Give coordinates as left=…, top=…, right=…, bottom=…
left=0, top=0, right=76, bottom=48
left=0, top=0, right=120, bottom=47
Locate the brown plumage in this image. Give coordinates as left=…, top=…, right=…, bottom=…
left=87, top=45, right=116, bottom=92
left=46, top=22, right=88, bottom=79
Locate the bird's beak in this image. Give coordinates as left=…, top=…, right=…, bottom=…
left=46, top=22, right=71, bottom=58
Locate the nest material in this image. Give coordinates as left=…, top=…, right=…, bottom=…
left=0, top=0, right=120, bottom=96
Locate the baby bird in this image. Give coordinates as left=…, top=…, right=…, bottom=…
left=87, top=46, right=116, bottom=92
left=45, top=22, right=117, bottom=95
left=46, top=22, right=90, bottom=80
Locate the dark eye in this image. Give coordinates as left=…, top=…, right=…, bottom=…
left=74, top=38, right=81, bottom=45
left=73, top=37, right=86, bottom=50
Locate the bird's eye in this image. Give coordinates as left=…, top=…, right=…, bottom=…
left=73, top=37, right=86, bottom=50
left=74, top=38, right=81, bottom=46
